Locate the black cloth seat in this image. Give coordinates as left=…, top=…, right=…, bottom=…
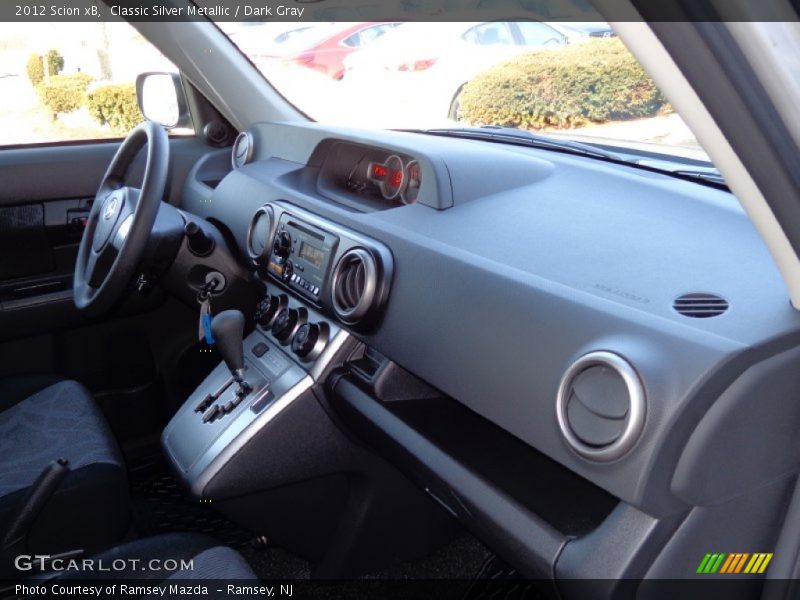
left=0, top=377, right=129, bottom=557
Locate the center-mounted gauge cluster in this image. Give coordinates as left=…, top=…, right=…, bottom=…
left=245, top=202, right=394, bottom=331
left=367, top=155, right=422, bottom=205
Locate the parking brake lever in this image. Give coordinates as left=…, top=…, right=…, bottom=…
left=2, top=458, right=71, bottom=558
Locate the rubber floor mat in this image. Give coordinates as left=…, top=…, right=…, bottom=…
left=130, top=471, right=252, bottom=549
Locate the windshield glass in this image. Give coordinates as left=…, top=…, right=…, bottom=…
left=220, top=20, right=707, bottom=162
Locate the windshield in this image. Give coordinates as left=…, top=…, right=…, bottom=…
left=220, top=20, right=708, bottom=163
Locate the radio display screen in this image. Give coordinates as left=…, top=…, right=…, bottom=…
left=299, top=241, right=325, bottom=268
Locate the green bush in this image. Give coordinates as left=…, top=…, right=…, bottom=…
left=458, top=38, right=669, bottom=130
left=36, top=73, right=93, bottom=119
left=87, top=84, right=144, bottom=134
left=26, top=49, right=65, bottom=86
left=26, top=53, right=44, bottom=86
left=46, top=49, right=65, bottom=77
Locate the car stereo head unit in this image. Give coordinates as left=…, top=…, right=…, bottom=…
left=267, top=214, right=338, bottom=301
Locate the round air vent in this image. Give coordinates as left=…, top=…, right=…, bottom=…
left=231, top=131, right=254, bottom=169
left=246, top=206, right=274, bottom=264
left=331, top=248, right=378, bottom=324
left=673, top=293, right=728, bottom=318
left=556, top=351, right=646, bottom=462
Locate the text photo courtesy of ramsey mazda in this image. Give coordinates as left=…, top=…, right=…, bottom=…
left=1, top=1, right=800, bottom=599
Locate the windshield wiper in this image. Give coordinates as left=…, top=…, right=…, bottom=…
left=413, top=125, right=624, bottom=161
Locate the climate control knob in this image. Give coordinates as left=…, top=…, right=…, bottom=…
left=292, top=323, right=318, bottom=358
left=272, top=231, right=292, bottom=261
left=271, top=307, right=306, bottom=344
left=291, top=322, right=329, bottom=360
left=254, top=293, right=284, bottom=328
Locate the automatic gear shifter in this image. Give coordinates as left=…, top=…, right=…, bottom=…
left=211, top=310, right=252, bottom=395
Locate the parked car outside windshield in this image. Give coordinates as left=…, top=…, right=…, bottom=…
left=221, top=20, right=707, bottom=163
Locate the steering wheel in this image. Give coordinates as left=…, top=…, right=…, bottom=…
left=73, top=121, right=169, bottom=317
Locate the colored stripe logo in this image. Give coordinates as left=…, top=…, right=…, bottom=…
left=697, top=553, right=773, bottom=574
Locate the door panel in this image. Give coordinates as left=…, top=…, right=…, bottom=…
left=0, top=142, right=123, bottom=205
left=0, top=197, right=88, bottom=307
left=0, top=136, right=210, bottom=205
left=0, top=136, right=216, bottom=441
left=0, top=136, right=211, bottom=342
left=0, top=202, right=55, bottom=280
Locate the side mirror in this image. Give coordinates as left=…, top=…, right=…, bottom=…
left=135, top=72, right=190, bottom=129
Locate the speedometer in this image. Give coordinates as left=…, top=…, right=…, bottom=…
left=368, top=154, right=405, bottom=200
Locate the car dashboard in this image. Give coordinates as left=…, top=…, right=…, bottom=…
left=163, top=120, right=800, bottom=582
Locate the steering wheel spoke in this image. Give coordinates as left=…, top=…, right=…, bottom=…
left=85, top=247, right=115, bottom=289
left=111, top=215, right=134, bottom=251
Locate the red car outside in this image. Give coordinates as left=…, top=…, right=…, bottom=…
left=289, top=22, right=401, bottom=80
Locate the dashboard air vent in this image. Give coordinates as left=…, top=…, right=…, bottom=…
left=246, top=206, right=274, bottom=264
left=231, top=131, right=254, bottom=169
left=332, top=248, right=378, bottom=324
left=556, top=352, right=646, bottom=462
left=673, top=293, right=728, bottom=318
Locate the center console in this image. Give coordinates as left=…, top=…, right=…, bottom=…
left=161, top=202, right=393, bottom=499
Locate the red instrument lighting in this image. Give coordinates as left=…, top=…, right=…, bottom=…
left=389, top=170, right=403, bottom=188
left=371, top=164, right=388, bottom=178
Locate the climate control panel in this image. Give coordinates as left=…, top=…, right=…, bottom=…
left=254, top=286, right=333, bottom=364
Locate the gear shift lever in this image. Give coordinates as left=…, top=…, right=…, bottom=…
left=211, top=310, right=251, bottom=394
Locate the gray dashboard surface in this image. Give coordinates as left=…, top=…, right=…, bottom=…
left=181, top=121, right=800, bottom=516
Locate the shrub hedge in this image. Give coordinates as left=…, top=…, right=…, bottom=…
left=87, top=84, right=144, bottom=134
left=26, top=54, right=44, bottom=86
left=26, top=50, right=65, bottom=86
left=458, top=38, right=668, bottom=130
left=46, top=50, right=65, bottom=78
left=36, top=73, right=93, bottom=119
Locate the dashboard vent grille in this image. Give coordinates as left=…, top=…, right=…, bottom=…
left=231, top=131, right=254, bottom=169
left=673, top=293, right=728, bottom=318
left=556, top=352, right=646, bottom=462
left=246, top=206, right=273, bottom=264
left=332, top=248, right=378, bottom=324
left=336, top=256, right=366, bottom=311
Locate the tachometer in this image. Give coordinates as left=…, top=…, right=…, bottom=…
left=368, top=154, right=405, bottom=200
left=402, top=160, right=421, bottom=204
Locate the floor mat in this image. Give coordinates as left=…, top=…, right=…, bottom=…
left=463, top=555, right=550, bottom=600
left=130, top=470, right=253, bottom=549
left=364, top=535, right=491, bottom=580
left=128, top=455, right=312, bottom=579
left=127, top=454, right=544, bottom=594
